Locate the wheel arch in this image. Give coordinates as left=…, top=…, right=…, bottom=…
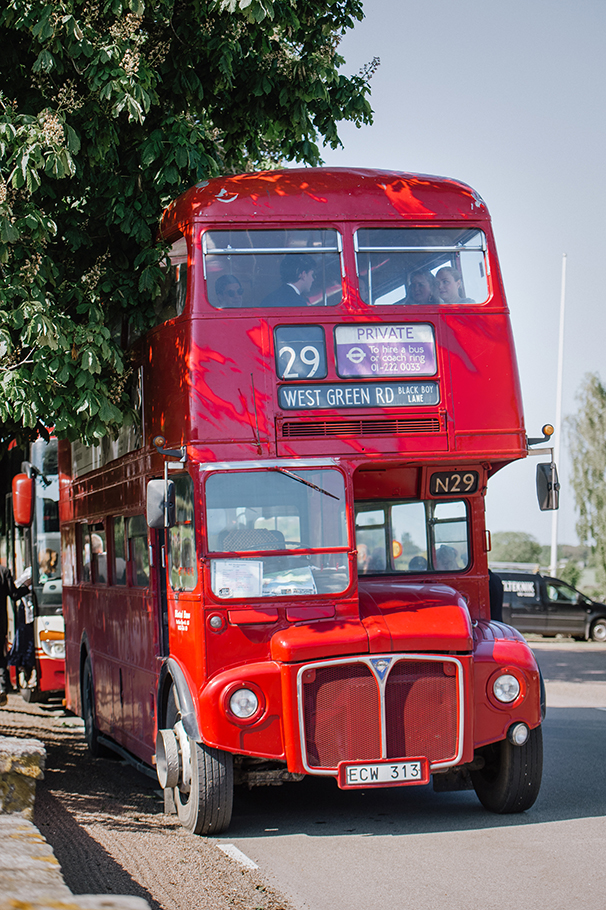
left=158, top=658, right=201, bottom=742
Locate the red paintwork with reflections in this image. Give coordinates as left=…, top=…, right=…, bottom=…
left=60, top=168, right=541, bottom=781
left=152, top=168, right=525, bottom=465
left=36, top=654, right=65, bottom=693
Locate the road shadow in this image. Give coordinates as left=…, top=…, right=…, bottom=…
left=221, top=707, right=606, bottom=839
left=34, top=788, right=163, bottom=909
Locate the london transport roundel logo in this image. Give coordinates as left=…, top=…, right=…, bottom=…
left=346, top=347, right=366, bottom=364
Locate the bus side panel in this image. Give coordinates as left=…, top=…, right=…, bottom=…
left=188, top=318, right=274, bottom=449
left=445, top=313, right=526, bottom=453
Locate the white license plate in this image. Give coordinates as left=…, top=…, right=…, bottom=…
left=337, top=757, right=429, bottom=789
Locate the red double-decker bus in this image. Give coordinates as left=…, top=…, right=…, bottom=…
left=3, top=437, right=65, bottom=702
left=54, top=168, right=549, bottom=834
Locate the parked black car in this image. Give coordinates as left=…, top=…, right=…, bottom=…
left=495, top=572, right=606, bottom=641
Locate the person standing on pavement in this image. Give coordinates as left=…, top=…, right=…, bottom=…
left=0, top=565, right=17, bottom=705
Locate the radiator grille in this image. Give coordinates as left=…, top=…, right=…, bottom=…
left=281, top=417, right=441, bottom=438
left=300, top=658, right=460, bottom=771
left=302, top=664, right=381, bottom=768
left=385, top=661, right=458, bottom=763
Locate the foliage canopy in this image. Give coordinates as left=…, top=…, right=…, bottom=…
left=490, top=531, right=543, bottom=565
left=567, top=372, right=606, bottom=590
left=0, top=0, right=373, bottom=447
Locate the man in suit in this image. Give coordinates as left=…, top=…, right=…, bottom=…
left=261, top=254, right=316, bottom=307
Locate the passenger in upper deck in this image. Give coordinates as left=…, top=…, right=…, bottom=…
left=407, top=269, right=439, bottom=305
left=436, top=266, right=475, bottom=304
left=261, top=254, right=316, bottom=307
left=215, top=274, right=244, bottom=307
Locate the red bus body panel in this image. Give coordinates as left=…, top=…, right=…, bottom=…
left=60, top=168, right=540, bottom=796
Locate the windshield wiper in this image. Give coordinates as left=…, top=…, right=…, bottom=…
left=270, top=467, right=340, bottom=500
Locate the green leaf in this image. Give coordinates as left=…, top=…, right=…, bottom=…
left=33, top=50, right=55, bottom=73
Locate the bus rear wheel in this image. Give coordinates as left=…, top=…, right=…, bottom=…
left=81, top=656, right=107, bottom=758
left=471, top=725, right=543, bottom=813
left=165, top=688, right=233, bottom=835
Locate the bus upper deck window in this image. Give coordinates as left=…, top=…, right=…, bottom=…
left=203, top=229, right=343, bottom=309
left=153, top=236, right=188, bottom=325
left=355, top=228, right=488, bottom=306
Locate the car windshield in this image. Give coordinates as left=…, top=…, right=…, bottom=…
left=206, top=468, right=349, bottom=597
left=355, top=499, right=470, bottom=574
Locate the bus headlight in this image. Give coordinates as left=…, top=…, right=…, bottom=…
left=493, top=673, right=520, bottom=703
left=40, top=634, right=65, bottom=659
left=229, top=688, right=259, bottom=719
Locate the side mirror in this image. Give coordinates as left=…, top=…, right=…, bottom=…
left=12, top=474, right=35, bottom=527
left=536, top=463, right=560, bottom=511
left=146, top=479, right=176, bottom=529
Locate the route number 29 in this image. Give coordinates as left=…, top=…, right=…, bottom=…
left=274, top=326, right=327, bottom=380
left=430, top=471, right=479, bottom=495
left=279, top=344, right=321, bottom=378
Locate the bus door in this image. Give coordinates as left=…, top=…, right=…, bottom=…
left=164, top=473, right=200, bottom=674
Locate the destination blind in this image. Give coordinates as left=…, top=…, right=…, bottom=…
left=278, top=381, right=439, bottom=410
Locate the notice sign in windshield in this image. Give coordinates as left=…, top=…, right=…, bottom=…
left=278, top=381, right=439, bottom=410
left=335, top=324, right=437, bottom=377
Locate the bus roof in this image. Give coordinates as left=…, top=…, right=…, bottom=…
left=161, top=167, right=489, bottom=237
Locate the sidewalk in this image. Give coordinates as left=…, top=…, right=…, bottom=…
left=0, top=734, right=150, bottom=910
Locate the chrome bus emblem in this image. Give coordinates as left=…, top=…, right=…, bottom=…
left=370, top=657, right=393, bottom=681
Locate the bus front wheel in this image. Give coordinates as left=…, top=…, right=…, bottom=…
left=165, top=688, right=233, bottom=835
left=471, top=725, right=543, bottom=813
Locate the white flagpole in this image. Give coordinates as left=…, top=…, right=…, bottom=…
left=550, top=253, right=566, bottom=578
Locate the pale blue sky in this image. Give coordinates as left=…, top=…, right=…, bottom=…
left=319, top=0, right=606, bottom=547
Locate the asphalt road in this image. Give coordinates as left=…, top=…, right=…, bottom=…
left=218, top=641, right=606, bottom=910
left=2, top=641, right=605, bottom=910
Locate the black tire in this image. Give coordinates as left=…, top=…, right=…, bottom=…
left=471, top=725, right=543, bottom=813
left=19, top=686, right=44, bottom=704
left=590, top=618, right=606, bottom=642
left=18, top=668, right=44, bottom=703
left=174, top=739, right=234, bottom=835
left=81, top=656, right=109, bottom=758
left=166, top=685, right=233, bottom=835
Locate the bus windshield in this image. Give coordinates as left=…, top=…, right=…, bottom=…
left=355, top=228, right=488, bottom=306
left=355, top=499, right=470, bottom=574
left=206, top=468, right=349, bottom=597
left=204, top=229, right=342, bottom=309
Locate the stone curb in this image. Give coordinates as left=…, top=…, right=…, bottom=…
left=0, top=736, right=149, bottom=910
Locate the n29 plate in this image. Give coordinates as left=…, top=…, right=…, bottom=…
left=337, top=757, right=429, bottom=789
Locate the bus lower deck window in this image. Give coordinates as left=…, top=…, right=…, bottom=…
left=128, top=515, right=149, bottom=587
left=355, top=499, right=470, bottom=575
